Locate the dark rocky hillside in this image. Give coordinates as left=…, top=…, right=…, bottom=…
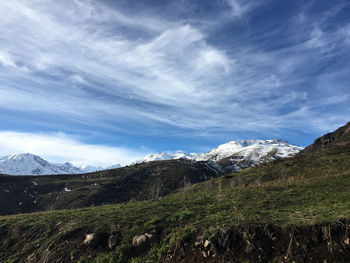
left=302, top=122, right=350, bottom=153
left=0, top=159, right=220, bottom=216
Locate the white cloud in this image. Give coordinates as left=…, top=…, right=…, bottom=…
left=0, top=2, right=234, bottom=125
left=70, top=74, right=88, bottom=84
left=0, top=50, right=17, bottom=68
left=338, top=23, right=350, bottom=44
left=225, top=0, right=254, bottom=18
left=306, top=26, right=324, bottom=48
left=0, top=131, right=147, bottom=167
left=194, top=49, right=233, bottom=73
left=0, top=0, right=348, bottom=141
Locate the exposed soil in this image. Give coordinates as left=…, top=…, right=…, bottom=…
left=167, top=220, right=350, bottom=263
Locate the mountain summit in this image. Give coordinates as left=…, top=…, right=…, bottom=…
left=0, top=153, right=111, bottom=175
left=0, top=154, right=65, bottom=175
left=303, top=122, right=350, bottom=153
left=0, top=140, right=303, bottom=175
left=136, top=139, right=303, bottom=171
left=197, top=139, right=301, bottom=161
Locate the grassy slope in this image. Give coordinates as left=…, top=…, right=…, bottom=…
left=1, top=148, right=350, bottom=262
left=1, top=123, right=350, bottom=262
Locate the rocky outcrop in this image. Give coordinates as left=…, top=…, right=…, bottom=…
left=303, top=122, right=350, bottom=153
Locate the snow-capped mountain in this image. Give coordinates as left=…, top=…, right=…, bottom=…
left=135, top=152, right=199, bottom=163
left=0, top=154, right=67, bottom=175
left=198, top=139, right=302, bottom=161
left=105, top=164, right=122, bottom=170
left=136, top=139, right=303, bottom=171
left=0, top=140, right=302, bottom=175
left=197, top=139, right=303, bottom=171
left=0, top=153, right=119, bottom=175
left=56, top=162, right=83, bottom=174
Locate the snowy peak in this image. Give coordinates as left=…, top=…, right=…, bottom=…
left=56, top=162, right=82, bottom=174
left=3, top=153, right=44, bottom=163
left=0, top=153, right=63, bottom=175
left=142, top=152, right=174, bottom=162
left=0, top=139, right=303, bottom=175
left=198, top=139, right=302, bottom=162
left=134, top=152, right=199, bottom=163
left=136, top=139, right=303, bottom=171
left=0, top=153, right=120, bottom=176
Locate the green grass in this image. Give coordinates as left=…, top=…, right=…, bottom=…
left=1, top=168, right=350, bottom=262
left=1, top=148, right=350, bottom=262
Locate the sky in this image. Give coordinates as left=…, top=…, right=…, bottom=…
left=0, top=0, right=349, bottom=166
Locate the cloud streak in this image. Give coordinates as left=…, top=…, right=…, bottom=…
left=0, top=0, right=349, bottom=152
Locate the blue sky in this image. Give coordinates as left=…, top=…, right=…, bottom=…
left=0, top=0, right=349, bottom=166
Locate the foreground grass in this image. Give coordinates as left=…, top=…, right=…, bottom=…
left=1, top=164, right=350, bottom=262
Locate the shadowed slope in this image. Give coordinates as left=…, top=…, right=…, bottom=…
left=0, top=159, right=220, bottom=216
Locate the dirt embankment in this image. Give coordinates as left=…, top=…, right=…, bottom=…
left=2, top=220, right=350, bottom=262
left=167, top=220, right=350, bottom=263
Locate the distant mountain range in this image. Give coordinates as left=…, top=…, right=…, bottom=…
left=0, top=153, right=120, bottom=176
left=136, top=139, right=303, bottom=171
left=0, top=139, right=303, bottom=175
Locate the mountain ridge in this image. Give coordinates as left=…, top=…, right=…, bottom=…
left=0, top=139, right=303, bottom=175
left=136, top=139, right=303, bottom=171
left=302, top=122, right=350, bottom=154
left=0, top=153, right=119, bottom=176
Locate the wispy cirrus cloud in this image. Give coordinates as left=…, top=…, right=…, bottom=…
left=224, top=0, right=257, bottom=19
left=0, top=1, right=234, bottom=126
left=0, top=0, right=349, bottom=154
left=0, top=51, right=17, bottom=68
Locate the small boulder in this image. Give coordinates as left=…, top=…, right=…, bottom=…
left=132, top=234, right=147, bottom=247
left=194, top=235, right=202, bottom=246
left=132, top=232, right=158, bottom=255
left=344, top=238, right=350, bottom=245
left=83, top=232, right=106, bottom=248
left=83, top=233, right=96, bottom=246
left=108, top=232, right=122, bottom=249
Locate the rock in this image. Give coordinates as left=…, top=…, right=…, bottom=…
left=194, top=235, right=202, bottom=247
left=83, top=232, right=107, bottom=248
left=132, top=234, right=147, bottom=247
left=83, top=233, right=96, bottom=246
left=108, top=233, right=122, bottom=249
left=132, top=232, right=158, bottom=255
left=204, top=240, right=210, bottom=248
